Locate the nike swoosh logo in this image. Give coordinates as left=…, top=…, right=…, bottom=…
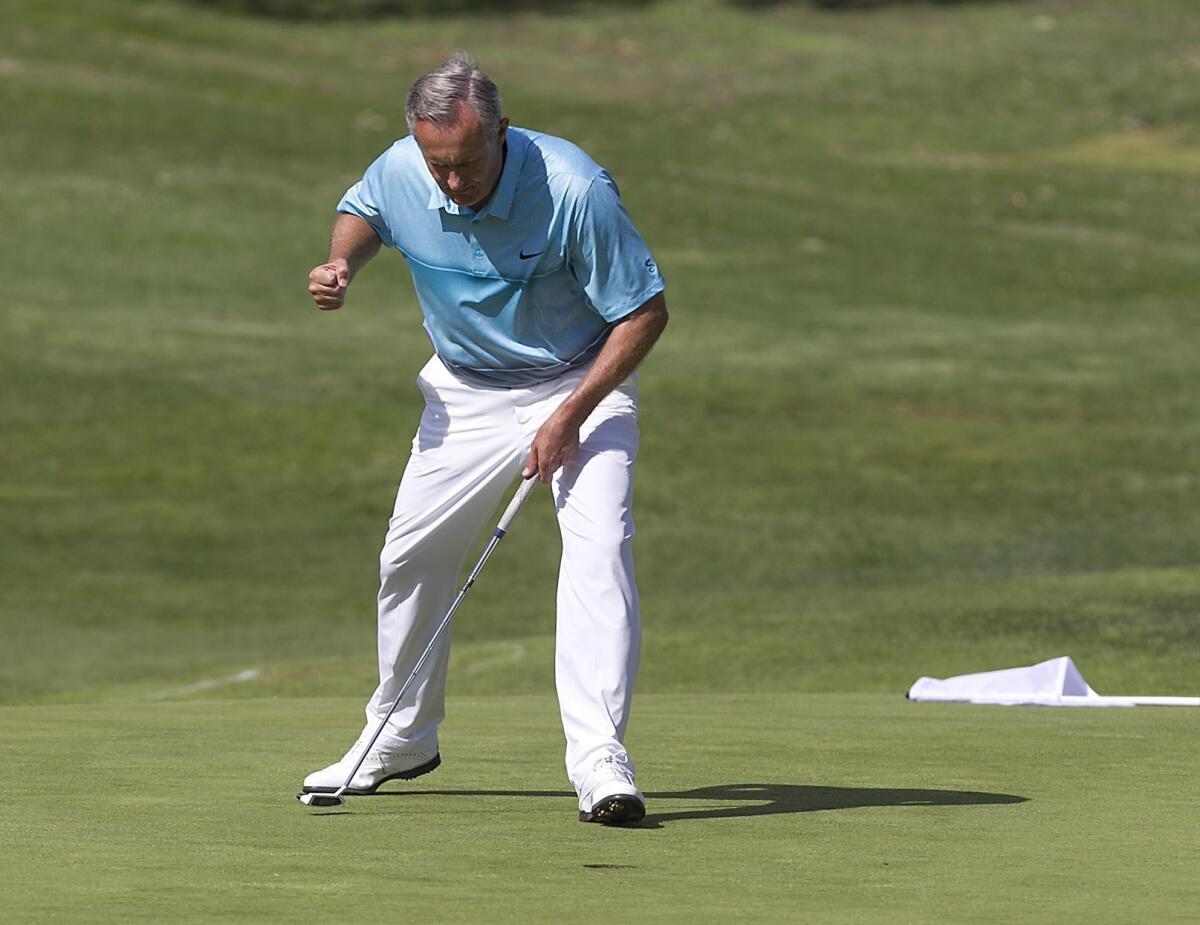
left=519, top=249, right=546, bottom=260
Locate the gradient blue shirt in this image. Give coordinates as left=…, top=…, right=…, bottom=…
left=337, top=127, right=665, bottom=386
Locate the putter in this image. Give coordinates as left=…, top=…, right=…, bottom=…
left=298, top=474, right=540, bottom=808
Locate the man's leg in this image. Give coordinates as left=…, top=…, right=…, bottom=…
left=522, top=374, right=644, bottom=821
left=303, top=357, right=525, bottom=794
left=371, top=358, right=528, bottom=742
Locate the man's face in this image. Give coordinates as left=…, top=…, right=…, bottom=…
left=413, top=104, right=508, bottom=212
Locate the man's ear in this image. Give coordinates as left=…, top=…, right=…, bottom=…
left=497, top=118, right=510, bottom=143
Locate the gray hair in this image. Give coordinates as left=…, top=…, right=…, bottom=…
left=405, top=51, right=503, bottom=135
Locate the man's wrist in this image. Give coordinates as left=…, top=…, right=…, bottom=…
left=555, top=394, right=593, bottom=428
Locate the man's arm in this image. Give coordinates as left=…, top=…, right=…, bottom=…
left=523, top=291, right=668, bottom=483
left=307, top=213, right=383, bottom=311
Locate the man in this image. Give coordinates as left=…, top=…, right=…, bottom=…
left=302, top=52, right=667, bottom=826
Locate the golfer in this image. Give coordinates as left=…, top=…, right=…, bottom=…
left=302, top=52, right=667, bottom=825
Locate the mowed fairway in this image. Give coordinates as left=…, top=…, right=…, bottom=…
left=2, top=0, right=1199, bottom=920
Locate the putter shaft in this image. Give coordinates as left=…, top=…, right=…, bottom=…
left=298, top=476, right=539, bottom=807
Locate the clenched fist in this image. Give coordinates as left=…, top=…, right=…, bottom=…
left=308, top=260, right=350, bottom=311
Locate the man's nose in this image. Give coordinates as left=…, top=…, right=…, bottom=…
left=446, top=171, right=463, bottom=191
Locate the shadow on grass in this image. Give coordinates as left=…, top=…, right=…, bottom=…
left=641, top=783, right=1027, bottom=827
left=323, top=783, right=1027, bottom=827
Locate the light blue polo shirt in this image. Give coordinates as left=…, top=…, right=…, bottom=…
left=337, top=127, right=665, bottom=386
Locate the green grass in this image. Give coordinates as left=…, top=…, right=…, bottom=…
left=4, top=0, right=1199, bottom=703
left=3, top=694, right=1198, bottom=922
left=3, top=0, right=1200, bottom=919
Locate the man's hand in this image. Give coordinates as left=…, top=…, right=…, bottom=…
left=308, top=259, right=351, bottom=311
left=521, top=293, right=668, bottom=484
left=523, top=407, right=584, bottom=483
left=308, top=214, right=382, bottom=310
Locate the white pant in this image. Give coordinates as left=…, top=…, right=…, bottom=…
left=364, top=355, right=641, bottom=792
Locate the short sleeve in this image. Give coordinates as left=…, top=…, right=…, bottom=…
left=568, top=172, right=665, bottom=323
left=336, top=149, right=395, bottom=249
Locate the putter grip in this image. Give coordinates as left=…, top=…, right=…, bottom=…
left=496, top=476, right=538, bottom=534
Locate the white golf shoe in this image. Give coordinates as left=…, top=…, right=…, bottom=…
left=302, top=728, right=440, bottom=796
left=577, top=754, right=645, bottom=825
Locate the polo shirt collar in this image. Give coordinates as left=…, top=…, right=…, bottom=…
left=424, top=128, right=528, bottom=223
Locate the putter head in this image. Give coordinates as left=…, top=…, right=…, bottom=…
left=297, top=792, right=344, bottom=808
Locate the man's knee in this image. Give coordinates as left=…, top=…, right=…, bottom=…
left=378, top=525, right=425, bottom=587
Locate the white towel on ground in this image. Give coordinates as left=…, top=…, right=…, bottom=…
left=906, top=656, right=1199, bottom=707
